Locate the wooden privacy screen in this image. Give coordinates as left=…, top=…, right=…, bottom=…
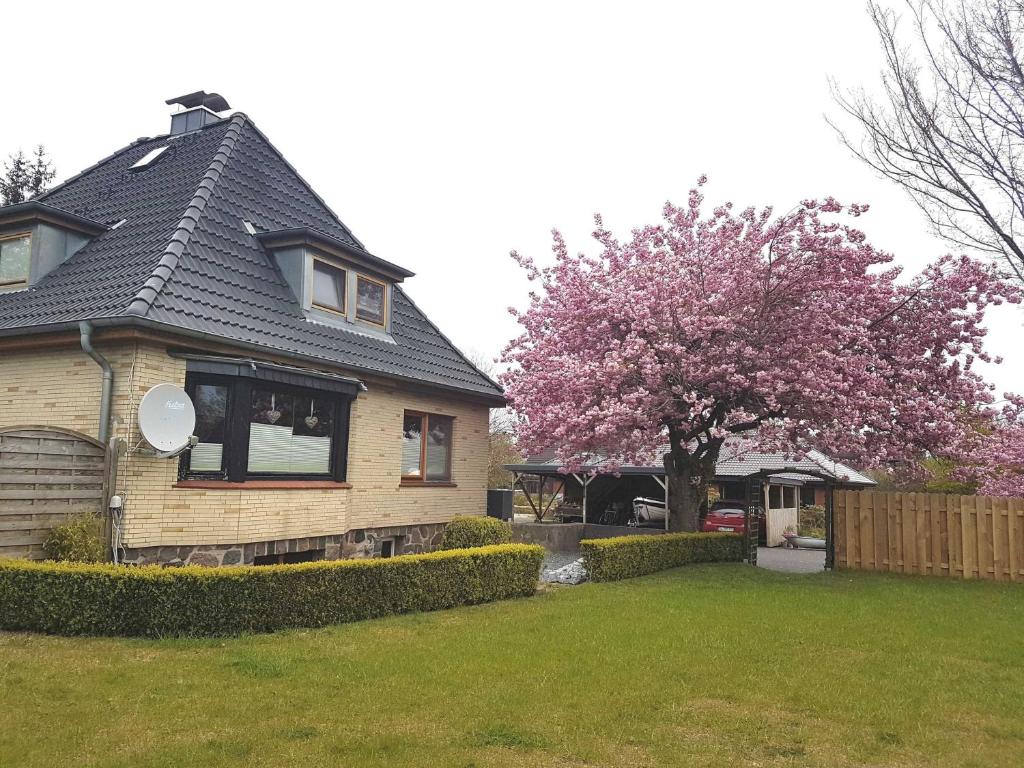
left=0, top=427, right=107, bottom=560
left=835, top=490, right=1024, bottom=581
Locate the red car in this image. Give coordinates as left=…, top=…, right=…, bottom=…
left=702, top=500, right=750, bottom=534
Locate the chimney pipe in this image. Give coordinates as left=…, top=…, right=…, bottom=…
left=165, top=91, right=231, bottom=135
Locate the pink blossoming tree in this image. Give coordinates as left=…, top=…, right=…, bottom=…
left=969, top=396, right=1024, bottom=497
left=501, top=179, right=1019, bottom=531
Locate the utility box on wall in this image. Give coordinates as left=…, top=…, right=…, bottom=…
left=486, top=489, right=513, bottom=521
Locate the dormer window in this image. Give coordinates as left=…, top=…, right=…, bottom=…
left=356, top=274, right=386, bottom=326
left=255, top=227, right=414, bottom=341
left=312, top=258, right=346, bottom=314
left=0, top=232, right=31, bottom=290
left=0, top=202, right=107, bottom=292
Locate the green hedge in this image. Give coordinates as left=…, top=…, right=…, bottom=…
left=580, top=533, right=745, bottom=582
left=0, top=544, right=544, bottom=638
left=440, top=516, right=512, bottom=550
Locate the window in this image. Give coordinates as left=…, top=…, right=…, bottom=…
left=181, top=372, right=354, bottom=482
left=312, top=259, right=346, bottom=314
left=0, top=233, right=31, bottom=289
left=248, top=388, right=336, bottom=475
left=254, top=549, right=325, bottom=566
left=401, top=411, right=453, bottom=483
left=783, top=486, right=796, bottom=508
left=130, top=146, right=169, bottom=170
left=379, top=538, right=396, bottom=558
left=190, top=383, right=229, bottom=472
left=356, top=274, right=386, bottom=326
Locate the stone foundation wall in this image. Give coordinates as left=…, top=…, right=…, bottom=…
left=512, top=522, right=669, bottom=552
left=122, top=523, right=447, bottom=566
left=338, top=523, right=445, bottom=559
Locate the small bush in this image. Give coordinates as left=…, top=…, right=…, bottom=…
left=440, top=516, right=512, bottom=550
left=42, top=515, right=106, bottom=563
left=798, top=505, right=826, bottom=538
left=0, top=544, right=544, bottom=638
left=580, top=532, right=744, bottom=582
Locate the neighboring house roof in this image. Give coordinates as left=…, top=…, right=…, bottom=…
left=715, top=442, right=876, bottom=486
left=505, top=437, right=876, bottom=486
left=0, top=114, right=503, bottom=403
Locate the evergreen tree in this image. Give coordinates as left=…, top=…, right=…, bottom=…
left=28, top=145, right=56, bottom=199
left=1, top=145, right=56, bottom=205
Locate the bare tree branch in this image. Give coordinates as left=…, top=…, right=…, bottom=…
left=831, top=0, right=1024, bottom=282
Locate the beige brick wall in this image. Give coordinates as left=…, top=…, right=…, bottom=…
left=0, top=340, right=490, bottom=548
left=0, top=345, right=110, bottom=435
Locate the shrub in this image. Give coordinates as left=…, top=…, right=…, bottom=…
left=580, top=532, right=744, bottom=582
left=798, top=505, right=826, bottom=538
left=42, top=515, right=106, bottom=563
left=0, top=544, right=544, bottom=638
left=440, top=516, right=512, bottom=550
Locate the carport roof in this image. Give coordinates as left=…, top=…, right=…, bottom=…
left=505, top=440, right=875, bottom=486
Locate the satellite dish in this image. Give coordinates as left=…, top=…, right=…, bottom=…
left=138, top=384, right=196, bottom=455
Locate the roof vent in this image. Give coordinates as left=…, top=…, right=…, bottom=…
left=166, top=91, right=231, bottom=136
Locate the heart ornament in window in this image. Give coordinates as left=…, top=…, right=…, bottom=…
left=266, top=409, right=282, bottom=424
left=304, top=415, right=319, bottom=429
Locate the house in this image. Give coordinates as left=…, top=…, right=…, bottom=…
left=0, top=92, right=504, bottom=565
left=505, top=438, right=875, bottom=546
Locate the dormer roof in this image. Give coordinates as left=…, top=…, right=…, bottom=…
left=0, top=201, right=108, bottom=237
left=254, top=227, right=415, bottom=282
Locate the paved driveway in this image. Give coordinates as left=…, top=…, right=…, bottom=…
left=757, top=546, right=825, bottom=574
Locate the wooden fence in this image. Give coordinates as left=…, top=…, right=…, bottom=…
left=0, top=426, right=108, bottom=560
left=834, top=490, right=1024, bottom=582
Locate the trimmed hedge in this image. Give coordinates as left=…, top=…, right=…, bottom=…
left=440, top=516, right=512, bottom=550
left=580, top=532, right=745, bottom=582
left=0, top=544, right=544, bottom=638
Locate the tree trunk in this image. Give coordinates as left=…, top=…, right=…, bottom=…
left=663, top=439, right=723, bottom=532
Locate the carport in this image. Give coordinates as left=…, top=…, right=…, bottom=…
left=508, top=463, right=669, bottom=528
left=505, top=442, right=874, bottom=564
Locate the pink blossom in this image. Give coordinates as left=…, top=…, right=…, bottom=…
left=501, top=179, right=1019, bottom=526
left=967, top=396, right=1024, bottom=497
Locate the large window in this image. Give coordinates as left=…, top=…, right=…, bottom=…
left=312, top=259, right=346, bottom=314
left=248, top=388, right=336, bottom=475
left=0, top=233, right=31, bottom=289
left=401, top=411, right=453, bottom=483
left=356, top=274, right=386, bottom=326
left=182, top=372, right=354, bottom=482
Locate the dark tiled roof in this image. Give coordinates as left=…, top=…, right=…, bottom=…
left=0, top=114, right=502, bottom=401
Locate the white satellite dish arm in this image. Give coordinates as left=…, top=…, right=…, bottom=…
left=137, top=434, right=199, bottom=459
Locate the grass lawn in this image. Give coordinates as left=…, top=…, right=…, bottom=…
left=2, top=565, right=1023, bottom=767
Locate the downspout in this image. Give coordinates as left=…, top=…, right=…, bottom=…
left=79, top=321, right=113, bottom=444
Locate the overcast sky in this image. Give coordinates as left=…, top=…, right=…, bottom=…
left=2, top=0, right=1020, bottom=398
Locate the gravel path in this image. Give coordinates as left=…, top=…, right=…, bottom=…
left=542, top=551, right=581, bottom=572
left=540, top=551, right=587, bottom=584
